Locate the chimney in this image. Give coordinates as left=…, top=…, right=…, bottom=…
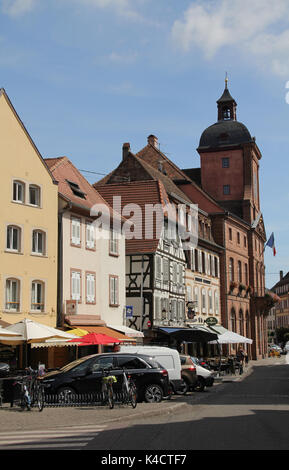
left=122, top=142, right=130, bottom=160
left=147, top=135, right=158, bottom=148
left=280, top=270, right=284, bottom=281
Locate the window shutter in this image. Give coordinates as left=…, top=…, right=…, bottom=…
left=163, top=258, right=169, bottom=282
left=72, top=219, right=81, bottom=245
left=72, top=271, right=81, bottom=300
left=86, top=224, right=95, bottom=249
left=156, top=256, right=162, bottom=280
left=86, top=274, right=95, bottom=303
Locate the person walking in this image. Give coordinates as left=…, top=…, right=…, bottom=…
left=236, top=347, right=245, bottom=375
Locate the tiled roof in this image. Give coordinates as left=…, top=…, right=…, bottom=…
left=45, top=157, right=117, bottom=217
left=96, top=180, right=169, bottom=254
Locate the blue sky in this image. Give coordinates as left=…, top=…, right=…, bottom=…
left=1, top=0, right=289, bottom=288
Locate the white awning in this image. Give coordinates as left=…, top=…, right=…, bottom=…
left=208, top=327, right=253, bottom=344
left=107, top=325, right=144, bottom=338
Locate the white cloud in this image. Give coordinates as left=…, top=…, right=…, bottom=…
left=70, top=0, right=145, bottom=22
left=171, top=0, right=289, bottom=76
left=1, top=0, right=37, bottom=16
left=108, top=51, right=138, bottom=64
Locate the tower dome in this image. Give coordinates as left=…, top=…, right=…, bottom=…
left=198, top=79, right=253, bottom=150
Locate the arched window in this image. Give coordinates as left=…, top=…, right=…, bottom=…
left=29, top=184, right=41, bottom=206
left=6, top=225, right=21, bottom=252
left=231, top=308, right=236, bottom=332
left=239, top=310, right=244, bottom=336
left=32, top=230, right=46, bottom=255
left=31, top=280, right=45, bottom=312
left=229, top=258, right=234, bottom=282
left=5, top=278, right=20, bottom=311
left=223, top=106, right=231, bottom=120
left=13, top=180, right=25, bottom=203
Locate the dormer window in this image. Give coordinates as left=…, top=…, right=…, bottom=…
left=66, top=180, right=86, bottom=199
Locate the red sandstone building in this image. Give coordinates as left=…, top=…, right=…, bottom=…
left=95, top=81, right=270, bottom=359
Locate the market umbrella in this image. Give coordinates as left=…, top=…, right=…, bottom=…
left=0, top=326, right=22, bottom=337
left=0, top=318, right=77, bottom=343
left=208, top=330, right=253, bottom=344
left=0, top=319, right=78, bottom=366
left=68, top=332, right=124, bottom=346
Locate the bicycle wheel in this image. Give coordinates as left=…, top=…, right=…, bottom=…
left=36, top=386, right=45, bottom=412
left=129, top=385, right=137, bottom=409
left=108, top=386, right=114, bottom=409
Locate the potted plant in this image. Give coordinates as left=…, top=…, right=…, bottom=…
left=238, top=284, right=246, bottom=295
left=229, top=281, right=237, bottom=294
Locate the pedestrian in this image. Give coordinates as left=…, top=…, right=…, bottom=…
left=236, top=347, right=245, bottom=375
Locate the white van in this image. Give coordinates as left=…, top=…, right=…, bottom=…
left=119, top=345, right=183, bottom=393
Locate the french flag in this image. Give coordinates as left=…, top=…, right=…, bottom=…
left=266, top=233, right=276, bottom=256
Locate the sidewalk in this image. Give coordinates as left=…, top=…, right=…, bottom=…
left=0, top=357, right=281, bottom=431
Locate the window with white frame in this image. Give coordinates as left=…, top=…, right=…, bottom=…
left=29, top=185, right=40, bottom=206
left=155, top=256, right=162, bottom=280
left=13, top=180, right=25, bottom=203
left=208, top=289, right=213, bottom=313
left=71, top=271, right=81, bottom=301
left=31, top=281, right=45, bottom=312
left=32, top=230, right=45, bottom=255
left=86, top=222, right=95, bottom=250
left=5, top=278, right=20, bottom=311
left=71, top=217, right=81, bottom=246
left=86, top=272, right=96, bottom=304
left=215, top=291, right=219, bottom=315
left=163, top=258, right=169, bottom=283
left=202, top=288, right=206, bottom=313
left=194, top=286, right=199, bottom=312
left=172, top=262, right=178, bottom=284
left=109, top=229, right=118, bottom=255
left=171, top=299, right=177, bottom=320
left=6, top=225, right=21, bottom=252
left=109, top=276, right=119, bottom=306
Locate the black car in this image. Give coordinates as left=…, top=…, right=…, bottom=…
left=41, top=353, right=170, bottom=403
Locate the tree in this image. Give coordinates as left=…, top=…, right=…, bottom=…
left=275, top=327, right=289, bottom=345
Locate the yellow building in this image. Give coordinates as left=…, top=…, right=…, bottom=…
left=0, top=89, right=58, bottom=329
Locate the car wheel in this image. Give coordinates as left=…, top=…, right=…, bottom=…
left=57, top=386, right=76, bottom=402
left=175, top=379, right=189, bottom=395
left=144, top=384, right=163, bottom=403
left=194, top=377, right=205, bottom=392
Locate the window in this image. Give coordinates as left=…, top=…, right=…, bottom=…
left=202, top=288, right=206, bottom=313
left=163, top=258, right=169, bottom=283
left=231, top=309, right=236, bottom=332
left=6, top=225, right=21, bottom=252
left=194, top=287, right=199, bottom=312
left=214, top=291, right=219, bottom=315
left=238, top=261, right=242, bottom=282
left=92, top=356, right=115, bottom=372
left=155, top=256, right=162, bottom=280
left=32, top=230, right=45, bottom=255
left=5, top=278, right=20, bottom=311
left=71, top=217, right=81, bottom=246
left=222, top=158, right=229, bottom=168
left=229, top=228, right=232, bottom=241
left=86, top=222, right=95, bottom=250
left=13, top=181, right=25, bottom=203
left=223, top=106, right=231, bottom=120
left=244, top=236, right=247, bottom=247
left=245, top=263, right=248, bottom=285
left=215, top=257, right=219, bottom=278
left=116, top=356, right=146, bottom=370
left=109, top=275, right=119, bottom=306
left=208, top=290, right=212, bottom=313
left=31, top=281, right=45, bottom=312
left=223, top=185, right=230, bottom=195
left=237, top=232, right=240, bottom=244
left=86, top=272, right=95, bottom=304
left=71, top=270, right=81, bottom=301
left=109, top=229, right=118, bottom=256
left=66, top=180, right=86, bottom=199
left=29, top=185, right=40, bottom=206
left=229, top=258, right=234, bottom=282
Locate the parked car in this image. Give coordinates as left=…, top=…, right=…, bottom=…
left=190, top=356, right=215, bottom=392
left=119, top=345, right=183, bottom=394
left=40, top=353, right=170, bottom=403
left=0, top=362, right=10, bottom=378
left=178, top=355, right=198, bottom=393
left=284, top=341, right=289, bottom=353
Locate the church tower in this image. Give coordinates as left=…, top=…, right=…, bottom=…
left=197, top=78, right=262, bottom=225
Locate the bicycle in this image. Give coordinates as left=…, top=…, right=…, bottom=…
left=30, top=376, right=45, bottom=412
left=12, top=377, right=32, bottom=411
left=121, top=368, right=137, bottom=409
left=101, top=369, right=117, bottom=409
